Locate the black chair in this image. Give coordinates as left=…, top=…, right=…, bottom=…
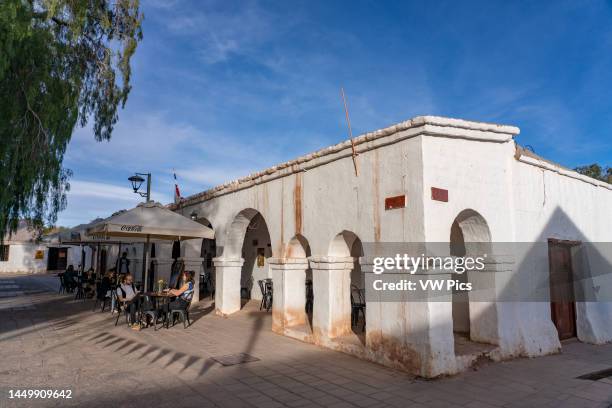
left=58, top=274, right=66, bottom=294
left=168, top=298, right=192, bottom=329
left=200, top=270, right=215, bottom=299
left=93, top=281, right=111, bottom=312
left=305, top=280, right=313, bottom=314
left=74, top=277, right=85, bottom=301
left=350, top=285, right=366, bottom=332
left=257, top=279, right=273, bottom=312
left=63, top=273, right=76, bottom=293
left=141, top=295, right=165, bottom=330
left=115, top=296, right=139, bottom=327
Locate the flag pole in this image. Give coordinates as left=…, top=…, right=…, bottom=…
left=341, top=87, right=359, bottom=176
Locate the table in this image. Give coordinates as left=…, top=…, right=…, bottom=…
left=138, top=292, right=174, bottom=329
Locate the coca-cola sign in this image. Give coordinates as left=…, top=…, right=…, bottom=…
left=120, top=224, right=143, bottom=232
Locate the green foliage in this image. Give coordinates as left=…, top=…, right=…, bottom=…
left=0, top=0, right=143, bottom=239
left=574, top=163, right=612, bottom=184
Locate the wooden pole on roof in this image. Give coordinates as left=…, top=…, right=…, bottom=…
left=341, top=87, right=359, bottom=176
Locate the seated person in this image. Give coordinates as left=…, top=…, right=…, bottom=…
left=83, top=271, right=95, bottom=298
left=116, top=274, right=140, bottom=330
left=63, top=265, right=77, bottom=291
left=164, top=270, right=194, bottom=314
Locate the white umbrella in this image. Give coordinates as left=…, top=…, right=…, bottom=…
left=87, top=201, right=214, bottom=290
left=53, top=214, right=155, bottom=278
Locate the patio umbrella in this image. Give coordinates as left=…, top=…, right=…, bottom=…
left=54, top=215, right=152, bottom=279
left=87, top=201, right=214, bottom=290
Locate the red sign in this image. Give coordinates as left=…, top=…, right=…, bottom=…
left=431, top=187, right=448, bottom=202
left=385, top=195, right=406, bottom=210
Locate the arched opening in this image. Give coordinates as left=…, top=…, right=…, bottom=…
left=170, top=240, right=182, bottom=289
left=450, top=209, right=495, bottom=354
left=329, top=230, right=365, bottom=341
left=196, top=217, right=216, bottom=298
left=226, top=209, right=272, bottom=309
left=148, top=243, right=157, bottom=291
left=171, top=240, right=181, bottom=259
left=286, top=234, right=313, bottom=330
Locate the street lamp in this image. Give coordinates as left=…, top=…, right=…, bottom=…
left=127, top=172, right=152, bottom=290
left=128, top=173, right=151, bottom=202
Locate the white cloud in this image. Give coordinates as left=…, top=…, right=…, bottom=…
left=157, top=2, right=288, bottom=66
left=56, top=179, right=173, bottom=227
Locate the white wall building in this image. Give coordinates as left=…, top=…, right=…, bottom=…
left=0, top=221, right=47, bottom=274
left=102, top=116, right=612, bottom=377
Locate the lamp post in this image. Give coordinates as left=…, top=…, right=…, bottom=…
left=128, top=173, right=151, bottom=202
left=128, top=172, right=152, bottom=290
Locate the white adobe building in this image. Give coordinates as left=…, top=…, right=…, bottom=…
left=0, top=221, right=47, bottom=274
left=0, top=221, right=101, bottom=275
left=133, top=116, right=611, bottom=377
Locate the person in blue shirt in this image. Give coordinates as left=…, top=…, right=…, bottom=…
left=165, top=270, right=194, bottom=312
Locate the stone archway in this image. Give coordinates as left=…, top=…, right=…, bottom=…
left=329, top=231, right=365, bottom=338
left=196, top=217, right=216, bottom=298
left=305, top=230, right=361, bottom=341
left=270, top=234, right=312, bottom=335
left=450, top=209, right=497, bottom=346
left=214, top=208, right=272, bottom=316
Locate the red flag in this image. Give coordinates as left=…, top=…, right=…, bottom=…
left=173, top=170, right=182, bottom=204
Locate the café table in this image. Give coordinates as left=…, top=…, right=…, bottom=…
left=139, top=291, right=174, bottom=329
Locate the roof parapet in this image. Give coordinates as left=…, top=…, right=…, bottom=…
left=173, top=116, right=520, bottom=208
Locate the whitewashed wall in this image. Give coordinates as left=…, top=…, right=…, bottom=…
left=0, top=243, right=47, bottom=274
left=168, top=115, right=611, bottom=377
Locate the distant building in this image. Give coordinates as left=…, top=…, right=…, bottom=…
left=0, top=221, right=47, bottom=274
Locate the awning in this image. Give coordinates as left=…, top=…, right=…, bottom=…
left=87, top=201, right=214, bottom=241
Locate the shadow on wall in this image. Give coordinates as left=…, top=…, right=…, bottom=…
left=356, top=205, right=612, bottom=377
left=9, top=203, right=606, bottom=381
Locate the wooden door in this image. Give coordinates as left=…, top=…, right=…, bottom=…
left=57, top=248, right=68, bottom=270
left=47, top=247, right=58, bottom=270
left=548, top=241, right=576, bottom=340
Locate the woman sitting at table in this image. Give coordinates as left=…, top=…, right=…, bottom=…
left=63, top=265, right=77, bottom=292
left=116, top=274, right=140, bottom=330
left=165, top=270, right=194, bottom=313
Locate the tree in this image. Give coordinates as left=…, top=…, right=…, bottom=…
left=0, top=0, right=143, bottom=239
left=574, top=164, right=612, bottom=184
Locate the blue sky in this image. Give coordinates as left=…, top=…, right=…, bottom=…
left=58, top=0, right=612, bottom=226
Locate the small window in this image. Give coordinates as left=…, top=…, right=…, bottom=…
left=0, top=245, right=10, bottom=262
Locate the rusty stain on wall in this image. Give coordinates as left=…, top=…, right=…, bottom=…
left=372, top=149, right=381, bottom=241
left=367, top=332, right=422, bottom=375
left=294, top=173, right=303, bottom=235
left=279, top=180, right=285, bottom=256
